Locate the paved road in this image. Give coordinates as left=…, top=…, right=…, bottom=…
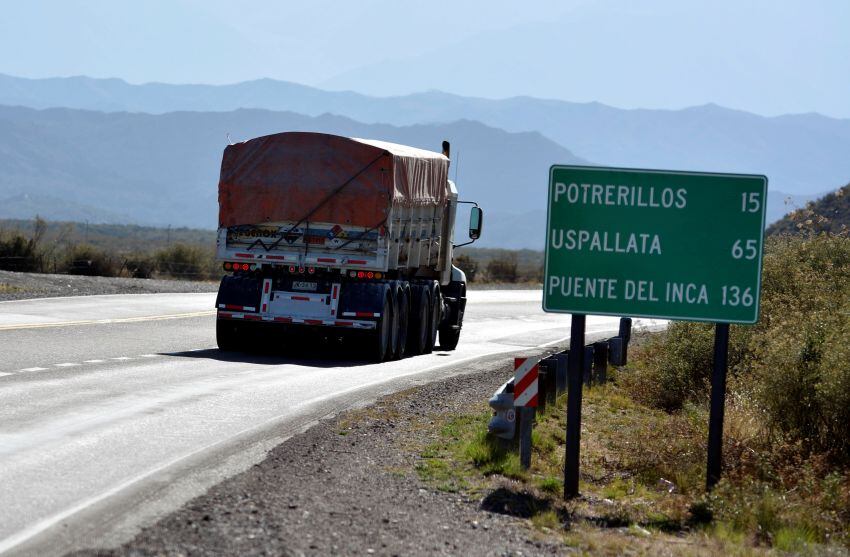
left=0, top=290, right=663, bottom=555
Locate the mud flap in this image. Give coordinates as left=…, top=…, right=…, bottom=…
left=216, top=275, right=262, bottom=310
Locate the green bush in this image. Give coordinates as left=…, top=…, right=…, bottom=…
left=486, top=253, right=518, bottom=282
left=624, top=234, right=850, bottom=459
left=64, top=244, right=119, bottom=277
left=123, top=254, right=157, bottom=279
left=155, top=243, right=217, bottom=280
left=0, top=218, right=47, bottom=272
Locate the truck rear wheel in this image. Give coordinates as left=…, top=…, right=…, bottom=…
left=369, top=294, right=392, bottom=362
left=407, top=285, right=430, bottom=356
left=387, top=287, right=401, bottom=360
left=391, top=283, right=410, bottom=360
left=424, top=282, right=440, bottom=354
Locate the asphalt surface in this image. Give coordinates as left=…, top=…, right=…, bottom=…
left=0, top=290, right=663, bottom=555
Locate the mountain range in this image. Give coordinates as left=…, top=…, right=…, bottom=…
left=1, top=74, right=848, bottom=247
left=2, top=73, right=847, bottom=199
left=0, top=105, right=585, bottom=248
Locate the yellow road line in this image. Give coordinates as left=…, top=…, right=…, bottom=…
left=0, top=310, right=216, bottom=331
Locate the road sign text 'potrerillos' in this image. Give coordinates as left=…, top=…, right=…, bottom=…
left=544, top=166, right=767, bottom=323
left=513, top=358, right=538, bottom=407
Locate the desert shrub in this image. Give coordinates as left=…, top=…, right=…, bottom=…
left=517, top=263, right=544, bottom=283
left=623, top=322, right=751, bottom=411
left=0, top=233, right=40, bottom=271
left=123, top=254, right=157, bottom=279
left=486, top=253, right=518, bottom=283
left=155, top=243, right=216, bottom=280
left=623, top=234, right=850, bottom=459
left=63, top=244, right=119, bottom=277
left=0, top=217, right=47, bottom=272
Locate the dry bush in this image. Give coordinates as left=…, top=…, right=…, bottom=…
left=154, top=243, right=217, bottom=280
left=63, top=244, right=119, bottom=277
left=486, top=253, right=518, bottom=282
left=624, top=234, right=850, bottom=460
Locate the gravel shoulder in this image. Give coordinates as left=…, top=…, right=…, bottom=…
left=0, top=270, right=219, bottom=301
left=69, top=357, right=566, bottom=557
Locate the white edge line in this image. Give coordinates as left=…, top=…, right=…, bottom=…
left=0, top=292, right=217, bottom=305
left=0, top=325, right=626, bottom=554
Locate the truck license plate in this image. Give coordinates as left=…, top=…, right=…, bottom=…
left=291, top=281, right=318, bottom=291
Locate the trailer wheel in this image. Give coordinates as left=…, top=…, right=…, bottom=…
left=216, top=319, right=243, bottom=352
left=392, top=283, right=410, bottom=359
left=424, top=282, right=440, bottom=354
left=407, top=285, right=430, bottom=356
left=387, top=286, right=401, bottom=360
left=438, top=326, right=461, bottom=351
left=369, top=294, right=392, bottom=362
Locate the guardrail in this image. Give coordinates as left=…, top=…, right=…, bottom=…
left=487, top=317, right=633, bottom=468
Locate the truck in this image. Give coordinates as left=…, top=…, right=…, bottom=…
left=214, top=131, right=483, bottom=360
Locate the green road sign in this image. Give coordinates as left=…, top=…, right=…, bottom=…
left=543, top=166, right=768, bottom=323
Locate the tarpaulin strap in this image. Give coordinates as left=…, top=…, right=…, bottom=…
left=246, top=151, right=388, bottom=253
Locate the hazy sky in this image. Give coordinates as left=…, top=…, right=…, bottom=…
left=1, top=0, right=848, bottom=117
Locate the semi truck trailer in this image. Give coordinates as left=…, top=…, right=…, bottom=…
left=214, top=131, right=483, bottom=360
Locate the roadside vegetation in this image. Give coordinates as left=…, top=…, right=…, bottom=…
left=0, top=217, right=219, bottom=280
left=416, top=227, right=850, bottom=555
left=0, top=217, right=544, bottom=285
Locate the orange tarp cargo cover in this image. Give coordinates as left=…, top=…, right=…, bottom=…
left=218, top=132, right=450, bottom=228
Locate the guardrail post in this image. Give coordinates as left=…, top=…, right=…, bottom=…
left=519, top=407, right=535, bottom=469
left=618, top=317, right=632, bottom=365
left=593, top=341, right=609, bottom=384
left=608, top=337, right=625, bottom=366
left=583, top=346, right=594, bottom=387
left=544, top=357, right=557, bottom=407
left=555, top=352, right=568, bottom=395
left=537, top=365, right=548, bottom=415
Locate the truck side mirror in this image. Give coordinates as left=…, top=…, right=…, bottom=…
left=469, top=207, right=484, bottom=240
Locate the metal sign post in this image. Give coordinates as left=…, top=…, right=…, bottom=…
left=543, top=165, right=768, bottom=498
left=564, top=314, right=585, bottom=499
left=706, top=323, right=730, bottom=489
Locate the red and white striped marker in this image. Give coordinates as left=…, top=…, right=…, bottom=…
left=513, top=357, right=538, bottom=407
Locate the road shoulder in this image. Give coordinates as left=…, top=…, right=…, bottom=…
left=68, top=357, right=565, bottom=556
